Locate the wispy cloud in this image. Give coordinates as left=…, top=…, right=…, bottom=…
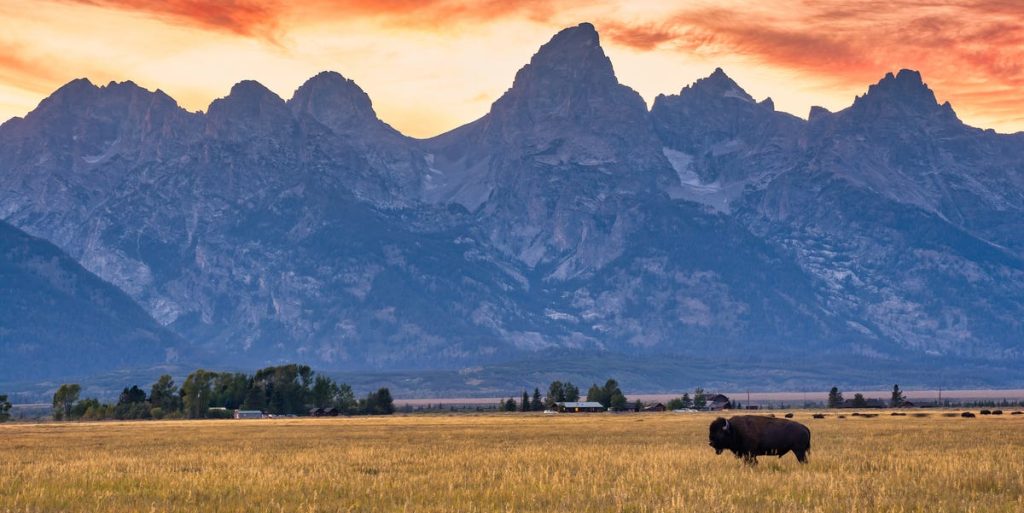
left=0, top=41, right=89, bottom=94
left=59, top=0, right=573, bottom=38
left=65, top=0, right=284, bottom=38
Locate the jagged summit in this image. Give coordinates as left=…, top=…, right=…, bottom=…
left=207, top=80, right=286, bottom=117
left=30, top=78, right=178, bottom=115
left=49, top=77, right=97, bottom=97
left=679, top=68, right=755, bottom=103
left=205, top=80, right=290, bottom=137
left=852, top=69, right=954, bottom=115
left=500, top=22, right=619, bottom=101
left=209, top=80, right=285, bottom=110
left=289, top=71, right=385, bottom=135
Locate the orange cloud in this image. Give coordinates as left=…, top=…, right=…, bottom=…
left=60, top=0, right=573, bottom=38
left=599, top=21, right=676, bottom=51
left=65, top=0, right=283, bottom=38
left=0, top=48, right=62, bottom=93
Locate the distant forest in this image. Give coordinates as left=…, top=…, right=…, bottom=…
left=47, top=364, right=394, bottom=421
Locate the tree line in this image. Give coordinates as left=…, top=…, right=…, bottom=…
left=0, top=394, right=11, bottom=422
left=49, top=364, right=394, bottom=421
left=827, top=385, right=909, bottom=408
left=501, top=379, right=639, bottom=411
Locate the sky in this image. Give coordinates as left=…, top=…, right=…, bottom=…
left=0, top=0, right=1021, bottom=137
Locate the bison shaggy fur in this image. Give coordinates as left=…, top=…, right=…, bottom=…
left=709, top=415, right=811, bottom=465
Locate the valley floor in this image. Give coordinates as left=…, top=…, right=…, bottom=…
left=2, top=412, right=1023, bottom=512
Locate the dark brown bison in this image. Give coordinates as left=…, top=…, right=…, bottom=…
left=708, top=415, right=811, bottom=465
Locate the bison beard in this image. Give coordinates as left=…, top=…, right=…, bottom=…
left=708, top=415, right=811, bottom=465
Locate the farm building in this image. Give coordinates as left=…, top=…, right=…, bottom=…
left=642, top=403, right=667, bottom=412
left=554, top=401, right=606, bottom=413
left=309, top=408, right=326, bottom=417
left=706, top=394, right=732, bottom=411
left=233, top=410, right=263, bottom=419
left=840, top=398, right=887, bottom=408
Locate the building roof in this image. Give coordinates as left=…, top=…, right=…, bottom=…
left=557, top=402, right=605, bottom=409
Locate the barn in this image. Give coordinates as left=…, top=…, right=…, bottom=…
left=554, top=401, right=606, bottom=413
left=706, top=394, right=732, bottom=411
left=641, top=403, right=667, bottom=412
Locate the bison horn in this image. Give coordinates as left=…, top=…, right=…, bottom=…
left=723, top=420, right=729, bottom=430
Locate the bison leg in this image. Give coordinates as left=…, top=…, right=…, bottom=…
left=742, top=454, right=758, bottom=466
left=794, top=449, right=808, bottom=464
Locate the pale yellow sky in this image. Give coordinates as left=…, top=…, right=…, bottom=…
left=1, top=0, right=1021, bottom=137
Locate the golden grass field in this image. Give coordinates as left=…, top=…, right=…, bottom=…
left=2, top=412, right=1023, bottom=512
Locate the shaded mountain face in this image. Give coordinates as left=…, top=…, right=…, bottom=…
left=0, top=220, right=181, bottom=382
left=651, top=68, right=805, bottom=213
left=0, top=25, right=1022, bottom=390
left=425, top=23, right=678, bottom=279
left=655, top=68, right=1024, bottom=362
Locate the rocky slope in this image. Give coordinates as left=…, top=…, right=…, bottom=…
left=1, top=23, right=1022, bottom=388
left=0, top=220, right=181, bottom=382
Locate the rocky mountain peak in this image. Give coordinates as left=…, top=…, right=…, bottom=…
left=493, top=22, right=628, bottom=114
left=206, top=80, right=290, bottom=137
left=208, top=80, right=286, bottom=114
left=852, top=69, right=952, bottom=116
left=47, top=77, right=98, bottom=101
left=289, top=71, right=387, bottom=135
left=479, top=23, right=650, bottom=148
left=25, top=78, right=175, bottom=121
left=520, top=22, right=606, bottom=78
left=681, top=67, right=755, bottom=103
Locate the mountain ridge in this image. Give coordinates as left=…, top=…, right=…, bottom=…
left=1, top=23, right=1022, bottom=391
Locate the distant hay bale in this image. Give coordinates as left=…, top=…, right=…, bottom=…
left=980, top=409, right=992, bottom=415
left=851, top=412, right=862, bottom=417
left=942, top=412, right=958, bottom=417
left=911, top=413, right=929, bottom=417
left=784, top=413, right=794, bottom=418
left=861, top=413, right=878, bottom=418
left=837, top=415, right=846, bottom=419
left=1011, top=411, right=1023, bottom=415
left=961, top=412, right=976, bottom=418
left=992, top=410, right=1003, bottom=415
left=891, top=412, right=906, bottom=416
left=812, top=413, right=826, bottom=419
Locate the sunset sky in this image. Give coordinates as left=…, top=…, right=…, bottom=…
left=1, top=0, right=1021, bottom=137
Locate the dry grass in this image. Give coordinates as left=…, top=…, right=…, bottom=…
left=2, top=412, right=1023, bottom=512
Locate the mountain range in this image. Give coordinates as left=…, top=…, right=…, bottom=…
left=1, top=23, right=1022, bottom=395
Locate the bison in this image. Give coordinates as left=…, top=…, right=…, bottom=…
left=708, top=415, right=811, bottom=465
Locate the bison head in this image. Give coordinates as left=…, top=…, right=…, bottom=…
left=708, top=417, right=736, bottom=455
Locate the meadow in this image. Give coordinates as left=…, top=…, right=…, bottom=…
left=2, top=412, right=1023, bottom=512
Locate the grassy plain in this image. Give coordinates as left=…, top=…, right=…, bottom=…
left=2, top=412, right=1023, bottom=512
